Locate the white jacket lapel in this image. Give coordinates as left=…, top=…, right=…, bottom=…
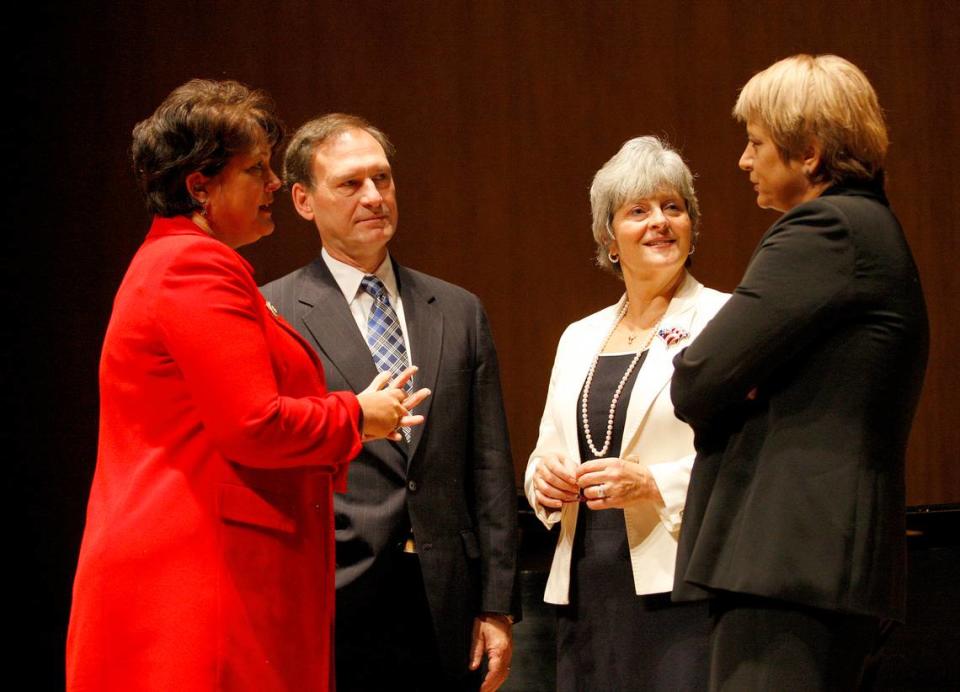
left=619, top=274, right=702, bottom=457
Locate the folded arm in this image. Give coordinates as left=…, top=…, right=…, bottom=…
left=672, top=203, right=854, bottom=430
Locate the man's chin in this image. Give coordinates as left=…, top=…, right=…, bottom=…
left=360, top=223, right=396, bottom=240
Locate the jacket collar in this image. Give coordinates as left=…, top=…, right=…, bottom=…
left=820, top=174, right=888, bottom=205
left=145, top=215, right=255, bottom=275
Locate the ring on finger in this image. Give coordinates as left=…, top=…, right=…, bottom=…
left=596, top=483, right=605, bottom=499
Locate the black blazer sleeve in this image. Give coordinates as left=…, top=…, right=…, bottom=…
left=670, top=186, right=928, bottom=621
left=672, top=201, right=854, bottom=427
left=468, top=301, right=520, bottom=616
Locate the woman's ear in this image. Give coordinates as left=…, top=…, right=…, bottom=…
left=185, top=171, right=210, bottom=204
left=802, top=138, right=823, bottom=177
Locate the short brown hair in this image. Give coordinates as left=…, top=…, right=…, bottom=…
left=283, top=113, right=395, bottom=189
left=132, top=79, right=284, bottom=216
left=733, top=54, right=888, bottom=185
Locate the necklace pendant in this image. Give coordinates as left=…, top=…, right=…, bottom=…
left=626, top=334, right=636, bottom=345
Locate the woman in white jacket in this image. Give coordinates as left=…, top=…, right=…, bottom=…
left=525, top=136, right=728, bottom=691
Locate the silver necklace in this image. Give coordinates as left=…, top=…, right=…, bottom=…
left=581, top=301, right=661, bottom=458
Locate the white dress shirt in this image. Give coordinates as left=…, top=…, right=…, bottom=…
left=321, top=248, right=413, bottom=365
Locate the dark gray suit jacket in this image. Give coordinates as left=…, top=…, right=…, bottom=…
left=261, top=256, right=519, bottom=673
left=671, top=180, right=928, bottom=621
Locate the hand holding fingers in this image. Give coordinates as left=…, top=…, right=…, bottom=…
left=361, top=370, right=394, bottom=393
left=390, top=364, right=419, bottom=391
left=356, top=388, right=410, bottom=439
left=577, top=457, right=625, bottom=508
left=581, top=476, right=617, bottom=510
left=399, top=413, right=425, bottom=429
left=539, top=454, right=578, bottom=489
left=372, top=410, right=422, bottom=443
left=533, top=454, right=579, bottom=507
left=401, top=387, right=431, bottom=411
left=578, top=457, right=663, bottom=508
left=576, top=457, right=621, bottom=489
left=534, top=480, right=578, bottom=508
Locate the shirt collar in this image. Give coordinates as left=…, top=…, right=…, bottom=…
left=321, top=247, right=399, bottom=303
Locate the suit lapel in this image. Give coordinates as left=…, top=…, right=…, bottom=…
left=296, top=259, right=380, bottom=393
left=293, top=258, right=410, bottom=474
left=396, top=263, right=441, bottom=464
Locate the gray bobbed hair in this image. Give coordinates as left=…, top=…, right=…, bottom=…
left=590, top=136, right=700, bottom=276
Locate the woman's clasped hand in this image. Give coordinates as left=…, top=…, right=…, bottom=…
left=533, top=453, right=664, bottom=510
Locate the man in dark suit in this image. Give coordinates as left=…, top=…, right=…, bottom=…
left=671, top=55, right=928, bottom=690
left=261, top=114, right=518, bottom=691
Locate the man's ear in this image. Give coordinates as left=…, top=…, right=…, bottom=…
left=184, top=171, right=210, bottom=204
left=290, top=183, right=315, bottom=221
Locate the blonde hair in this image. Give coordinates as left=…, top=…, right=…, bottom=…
left=590, top=136, right=700, bottom=277
left=733, top=54, right=888, bottom=184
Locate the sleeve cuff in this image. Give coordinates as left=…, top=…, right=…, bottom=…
left=646, top=454, right=694, bottom=532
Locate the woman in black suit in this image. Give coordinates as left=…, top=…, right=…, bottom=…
left=671, top=54, right=929, bottom=691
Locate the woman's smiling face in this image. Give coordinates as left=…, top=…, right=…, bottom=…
left=609, top=186, right=693, bottom=282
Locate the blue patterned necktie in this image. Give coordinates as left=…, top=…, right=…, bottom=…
left=360, top=275, right=412, bottom=441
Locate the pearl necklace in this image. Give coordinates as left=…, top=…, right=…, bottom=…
left=581, top=300, right=662, bottom=458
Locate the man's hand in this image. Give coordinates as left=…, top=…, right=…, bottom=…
left=469, top=614, right=513, bottom=692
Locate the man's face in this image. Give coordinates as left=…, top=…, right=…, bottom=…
left=292, top=128, right=398, bottom=271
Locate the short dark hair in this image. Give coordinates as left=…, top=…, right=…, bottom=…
left=283, top=113, right=394, bottom=189
left=132, top=79, right=284, bottom=216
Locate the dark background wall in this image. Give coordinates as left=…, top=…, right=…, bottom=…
left=12, top=1, right=958, bottom=686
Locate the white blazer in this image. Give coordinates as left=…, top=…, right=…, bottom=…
left=524, top=273, right=729, bottom=604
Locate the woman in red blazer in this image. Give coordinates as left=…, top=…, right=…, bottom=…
left=66, top=80, right=427, bottom=691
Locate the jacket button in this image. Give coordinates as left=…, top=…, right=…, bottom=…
left=407, top=480, right=418, bottom=492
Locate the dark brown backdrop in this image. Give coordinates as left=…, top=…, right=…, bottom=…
left=12, top=0, right=957, bottom=683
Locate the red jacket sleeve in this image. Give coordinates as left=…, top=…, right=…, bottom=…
left=154, top=239, right=362, bottom=469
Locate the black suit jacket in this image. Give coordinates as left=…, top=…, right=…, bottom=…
left=261, top=256, right=519, bottom=673
left=671, top=180, right=928, bottom=621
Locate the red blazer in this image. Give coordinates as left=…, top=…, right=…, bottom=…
left=67, top=216, right=362, bottom=691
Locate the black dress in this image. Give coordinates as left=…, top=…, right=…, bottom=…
left=556, top=352, right=709, bottom=692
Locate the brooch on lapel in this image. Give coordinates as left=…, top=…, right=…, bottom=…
left=657, top=327, right=689, bottom=346
left=265, top=300, right=280, bottom=318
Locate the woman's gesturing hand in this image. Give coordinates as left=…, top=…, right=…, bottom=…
left=356, top=366, right=431, bottom=441
left=533, top=453, right=580, bottom=509
left=576, top=457, right=665, bottom=510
